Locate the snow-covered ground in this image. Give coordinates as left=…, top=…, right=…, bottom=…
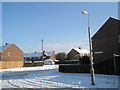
left=0, top=65, right=119, bottom=88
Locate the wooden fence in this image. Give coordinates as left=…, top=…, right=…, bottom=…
left=94, top=56, right=120, bottom=75
left=59, top=56, right=120, bottom=75
left=0, top=61, right=23, bottom=69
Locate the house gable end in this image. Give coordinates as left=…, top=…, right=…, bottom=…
left=2, top=44, right=23, bottom=57
left=92, top=17, right=120, bottom=40
left=11, top=44, right=23, bottom=53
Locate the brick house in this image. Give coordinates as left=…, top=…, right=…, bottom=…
left=92, top=17, right=120, bottom=63
left=0, top=43, right=24, bottom=69
left=67, top=48, right=90, bottom=60
left=24, top=51, right=56, bottom=62
left=24, top=52, right=43, bottom=62
left=59, top=17, right=120, bottom=75
left=49, top=51, right=56, bottom=61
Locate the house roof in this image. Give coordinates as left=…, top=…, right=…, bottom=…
left=24, top=52, right=42, bottom=58
left=73, top=48, right=90, bottom=54
left=92, top=17, right=120, bottom=39
left=0, top=44, right=12, bottom=52
left=45, top=52, right=52, bottom=56
left=24, top=52, right=52, bottom=57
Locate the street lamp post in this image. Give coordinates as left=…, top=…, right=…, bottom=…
left=82, top=11, right=95, bottom=85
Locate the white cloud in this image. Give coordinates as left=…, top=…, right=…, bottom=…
left=24, top=42, right=89, bottom=54
left=44, top=42, right=89, bottom=53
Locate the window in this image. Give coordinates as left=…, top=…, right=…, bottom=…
left=8, top=52, right=11, bottom=56
left=118, top=35, right=120, bottom=44
left=94, top=51, right=103, bottom=54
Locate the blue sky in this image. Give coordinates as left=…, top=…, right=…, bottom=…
left=2, top=2, right=118, bottom=53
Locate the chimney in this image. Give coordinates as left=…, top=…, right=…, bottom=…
left=79, top=47, right=81, bottom=49
left=5, top=43, right=9, bottom=45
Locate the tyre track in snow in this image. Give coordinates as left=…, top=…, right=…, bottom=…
left=19, top=69, right=80, bottom=88
left=1, top=65, right=118, bottom=88
left=18, top=76, right=79, bottom=88
left=2, top=68, right=75, bottom=88
left=2, top=80, right=12, bottom=88
left=21, top=79, right=57, bottom=88
left=12, top=69, right=61, bottom=88
left=2, top=80, right=20, bottom=88
left=2, top=71, right=30, bottom=88
left=2, top=66, right=59, bottom=88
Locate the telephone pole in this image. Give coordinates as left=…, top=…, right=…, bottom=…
left=42, top=39, right=44, bottom=62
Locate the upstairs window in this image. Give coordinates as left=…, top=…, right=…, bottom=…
left=8, top=52, right=11, bottom=56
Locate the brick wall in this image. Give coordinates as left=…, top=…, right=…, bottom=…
left=67, top=49, right=80, bottom=60
left=94, top=57, right=120, bottom=75
left=1, top=44, right=24, bottom=69
left=0, top=61, right=23, bottom=69
left=67, top=49, right=89, bottom=60
left=92, top=17, right=120, bottom=63
left=50, top=51, right=56, bottom=60
left=2, top=44, right=23, bottom=61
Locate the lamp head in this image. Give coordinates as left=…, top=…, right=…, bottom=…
left=82, top=11, right=88, bottom=15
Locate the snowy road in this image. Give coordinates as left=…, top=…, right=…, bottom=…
left=0, top=65, right=119, bottom=88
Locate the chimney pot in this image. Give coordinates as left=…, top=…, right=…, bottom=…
left=6, top=43, right=9, bottom=45
left=79, top=47, right=81, bottom=49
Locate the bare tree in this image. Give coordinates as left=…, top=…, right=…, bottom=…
left=56, top=52, right=67, bottom=61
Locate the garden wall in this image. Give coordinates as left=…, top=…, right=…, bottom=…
left=0, top=61, right=23, bottom=69
left=59, top=64, right=90, bottom=73
left=94, top=57, right=120, bottom=75
left=59, top=57, right=120, bottom=75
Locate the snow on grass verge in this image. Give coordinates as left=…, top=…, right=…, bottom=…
left=0, top=65, right=58, bottom=73
left=0, top=65, right=119, bottom=88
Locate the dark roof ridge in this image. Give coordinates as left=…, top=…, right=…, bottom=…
left=92, top=17, right=119, bottom=39
left=109, top=16, right=120, bottom=21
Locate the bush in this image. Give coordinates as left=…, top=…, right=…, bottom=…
left=24, top=62, right=43, bottom=67
left=56, top=52, right=67, bottom=61
left=80, top=56, right=90, bottom=64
